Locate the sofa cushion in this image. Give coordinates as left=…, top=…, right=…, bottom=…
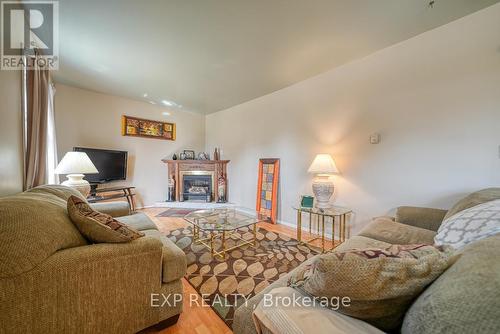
left=444, top=188, right=500, bottom=221
left=233, top=236, right=389, bottom=334
left=435, top=199, right=500, bottom=250
left=116, top=212, right=158, bottom=231
left=334, top=235, right=392, bottom=251
left=402, top=234, right=500, bottom=334
left=0, top=187, right=88, bottom=278
left=359, top=218, right=436, bottom=245
left=234, top=257, right=317, bottom=334
left=67, top=196, right=144, bottom=243
left=90, top=201, right=130, bottom=217
left=26, top=184, right=87, bottom=201
left=253, top=287, right=384, bottom=334
left=142, top=229, right=187, bottom=283
left=288, top=244, right=455, bottom=332
left=396, top=206, right=448, bottom=231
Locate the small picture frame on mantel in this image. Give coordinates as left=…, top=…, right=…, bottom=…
left=300, top=195, right=314, bottom=208
left=198, top=152, right=209, bottom=160
left=183, top=150, right=195, bottom=160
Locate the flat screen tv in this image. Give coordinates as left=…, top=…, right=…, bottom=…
left=73, top=147, right=127, bottom=184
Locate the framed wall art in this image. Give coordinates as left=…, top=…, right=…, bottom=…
left=256, top=158, right=280, bottom=224
left=121, top=115, right=176, bottom=140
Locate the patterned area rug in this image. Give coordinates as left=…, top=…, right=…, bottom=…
left=155, top=208, right=199, bottom=217
left=165, top=226, right=319, bottom=328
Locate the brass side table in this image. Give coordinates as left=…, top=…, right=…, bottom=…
left=292, top=205, right=351, bottom=252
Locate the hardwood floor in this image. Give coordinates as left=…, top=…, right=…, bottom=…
left=140, top=207, right=334, bottom=334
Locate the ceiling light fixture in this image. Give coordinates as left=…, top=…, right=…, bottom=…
left=143, top=93, right=148, bottom=98
left=162, top=111, right=171, bottom=116
left=161, top=100, right=174, bottom=107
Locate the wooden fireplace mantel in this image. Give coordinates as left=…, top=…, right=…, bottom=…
left=162, top=160, right=230, bottom=165
left=161, top=159, right=230, bottom=202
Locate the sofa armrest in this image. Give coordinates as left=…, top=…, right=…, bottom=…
left=0, top=237, right=167, bottom=333
left=396, top=206, right=448, bottom=232
left=50, top=235, right=162, bottom=263
left=90, top=201, right=130, bottom=217
left=360, top=218, right=436, bottom=245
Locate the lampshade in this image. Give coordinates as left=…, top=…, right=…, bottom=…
left=55, top=152, right=98, bottom=174
left=307, top=154, right=339, bottom=175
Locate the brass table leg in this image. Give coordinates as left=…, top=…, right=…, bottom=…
left=253, top=223, right=257, bottom=246
left=297, top=209, right=302, bottom=242
left=331, top=216, right=336, bottom=250
left=193, top=225, right=199, bottom=241
left=316, top=213, right=319, bottom=234
left=343, top=214, right=347, bottom=242
left=321, top=215, right=325, bottom=252
left=210, top=231, right=215, bottom=256
left=309, top=212, right=312, bottom=234
left=341, top=214, right=344, bottom=242
left=340, top=214, right=344, bottom=242
left=221, top=230, right=226, bottom=258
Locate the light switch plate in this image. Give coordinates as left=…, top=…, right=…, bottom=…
left=370, top=133, right=381, bottom=144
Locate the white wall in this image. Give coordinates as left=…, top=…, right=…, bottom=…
left=55, top=84, right=205, bottom=207
left=0, top=71, right=23, bottom=196
left=206, top=4, right=500, bottom=235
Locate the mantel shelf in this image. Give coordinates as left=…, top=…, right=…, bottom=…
left=161, top=159, right=230, bottom=164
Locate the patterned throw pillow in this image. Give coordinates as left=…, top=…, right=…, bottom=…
left=288, top=244, right=455, bottom=332
left=67, top=195, right=144, bottom=243
left=435, top=199, right=500, bottom=250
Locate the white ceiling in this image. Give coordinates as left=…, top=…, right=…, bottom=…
left=53, top=0, right=499, bottom=114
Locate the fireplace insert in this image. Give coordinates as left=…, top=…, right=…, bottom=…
left=182, top=174, right=212, bottom=202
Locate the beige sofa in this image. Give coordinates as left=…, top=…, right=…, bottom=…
left=233, top=188, right=500, bottom=334
left=0, top=185, right=187, bottom=334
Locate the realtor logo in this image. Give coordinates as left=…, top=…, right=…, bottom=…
left=1, top=0, right=59, bottom=70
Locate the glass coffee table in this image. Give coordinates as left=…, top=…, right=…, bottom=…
left=184, top=208, right=260, bottom=258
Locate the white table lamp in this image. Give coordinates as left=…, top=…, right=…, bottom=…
left=307, top=154, right=339, bottom=208
left=55, top=152, right=98, bottom=197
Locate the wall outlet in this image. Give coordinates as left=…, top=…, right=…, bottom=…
left=370, top=133, right=381, bottom=144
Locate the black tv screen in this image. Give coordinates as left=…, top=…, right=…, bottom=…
left=73, top=147, right=127, bottom=183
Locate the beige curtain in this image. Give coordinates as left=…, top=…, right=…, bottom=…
left=22, top=51, right=58, bottom=190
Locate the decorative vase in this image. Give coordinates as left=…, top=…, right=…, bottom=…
left=167, top=176, right=175, bottom=201
left=172, top=153, right=177, bottom=160
left=217, top=174, right=227, bottom=203
left=61, top=174, right=92, bottom=198
left=312, top=175, right=334, bottom=209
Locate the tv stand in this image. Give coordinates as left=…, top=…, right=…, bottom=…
left=90, top=183, right=100, bottom=194
left=87, top=185, right=136, bottom=212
